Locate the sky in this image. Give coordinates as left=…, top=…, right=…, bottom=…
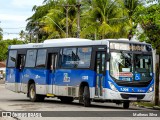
left=0, top=0, right=44, bottom=40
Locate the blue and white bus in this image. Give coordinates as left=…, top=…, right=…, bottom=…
left=5, top=38, right=154, bottom=108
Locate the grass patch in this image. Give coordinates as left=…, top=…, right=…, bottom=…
left=133, top=102, right=156, bottom=107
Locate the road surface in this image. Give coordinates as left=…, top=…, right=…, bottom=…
left=0, top=83, right=159, bottom=120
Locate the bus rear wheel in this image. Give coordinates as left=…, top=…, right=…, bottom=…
left=29, top=83, right=45, bottom=102
left=83, top=86, right=91, bottom=107
left=123, top=101, right=130, bottom=109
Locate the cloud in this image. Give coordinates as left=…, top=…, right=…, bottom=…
left=0, top=14, right=27, bottom=22
left=11, top=0, right=44, bottom=8
left=0, top=0, right=44, bottom=39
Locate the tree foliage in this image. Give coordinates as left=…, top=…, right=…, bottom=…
left=25, top=0, right=160, bottom=48
left=133, top=3, right=160, bottom=52
left=0, top=39, right=24, bottom=61
left=26, top=0, right=143, bottom=41
left=0, top=27, right=3, bottom=40
left=81, top=0, right=129, bottom=39
left=19, top=30, right=25, bottom=40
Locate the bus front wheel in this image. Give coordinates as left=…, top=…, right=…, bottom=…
left=83, top=86, right=91, bottom=107
left=29, top=83, right=45, bottom=102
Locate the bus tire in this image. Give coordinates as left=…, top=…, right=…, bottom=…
left=29, top=83, right=40, bottom=102
left=83, top=86, right=90, bottom=107
left=123, top=101, right=130, bottom=109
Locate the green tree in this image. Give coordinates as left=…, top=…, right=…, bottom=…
left=19, top=30, right=25, bottom=40
left=41, top=0, right=79, bottom=38
left=41, top=1, right=68, bottom=38
left=123, top=0, right=143, bottom=39
left=0, top=39, right=24, bottom=61
left=26, top=0, right=144, bottom=40
left=26, top=2, right=53, bottom=41
left=133, top=3, right=160, bottom=106
left=134, top=3, right=160, bottom=51
left=80, top=0, right=129, bottom=39
left=0, top=28, right=3, bottom=40
left=27, top=0, right=82, bottom=40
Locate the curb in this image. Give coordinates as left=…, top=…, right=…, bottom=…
left=153, top=106, right=160, bottom=110
left=133, top=104, right=160, bottom=110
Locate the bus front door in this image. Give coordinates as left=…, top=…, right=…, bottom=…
left=95, top=51, right=106, bottom=98
left=48, top=53, right=58, bottom=95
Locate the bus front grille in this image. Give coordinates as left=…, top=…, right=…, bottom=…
left=120, top=94, right=145, bottom=100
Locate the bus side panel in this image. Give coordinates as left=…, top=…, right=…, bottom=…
left=5, top=68, right=19, bottom=92
left=54, top=69, right=96, bottom=97
left=21, top=68, right=48, bottom=95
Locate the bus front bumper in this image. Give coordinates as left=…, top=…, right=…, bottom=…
left=104, top=88, right=154, bottom=102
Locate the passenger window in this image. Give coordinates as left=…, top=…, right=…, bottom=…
left=61, top=48, right=77, bottom=68
left=7, top=50, right=17, bottom=67
left=36, top=49, right=47, bottom=68
left=25, top=49, right=37, bottom=67
left=17, top=54, right=25, bottom=70
left=77, top=47, right=92, bottom=68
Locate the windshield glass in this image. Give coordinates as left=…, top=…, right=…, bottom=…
left=110, top=52, right=153, bottom=82
left=134, top=54, right=152, bottom=81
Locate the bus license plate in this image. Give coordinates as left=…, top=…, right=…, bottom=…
left=129, top=97, right=137, bottom=100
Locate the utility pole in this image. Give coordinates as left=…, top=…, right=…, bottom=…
left=63, top=0, right=81, bottom=38
left=155, top=43, right=160, bottom=106
left=63, top=2, right=75, bottom=38
left=66, top=5, right=69, bottom=38
left=36, top=33, right=39, bottom=43
left=76, top=0, right=81, bottom=38
left=29, top=32, right=32, bottom=43
left=35, top=25, right=39, bottom=43
left=155, top=54, right=159, bottom=105
left=64, top=4, right=70, bottom=38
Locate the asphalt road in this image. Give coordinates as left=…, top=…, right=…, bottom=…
left=0, top=79, right=5, bottom=84
left=0, top=82, right=159, bottom=120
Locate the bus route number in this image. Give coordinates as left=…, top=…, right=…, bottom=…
left=120, top=87, right=129, bottom=92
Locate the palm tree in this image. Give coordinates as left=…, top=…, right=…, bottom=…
left=41, top=0, right=79, bottom=38
left=19, top=30, right=25, bottom=40
left=26, top=2, right=53, bottom=41
left=80, top=0, right=129, bottom=39
left=123, top=0, right=143, bottom=39
left=41, top=0, right=67, bottom=38
left=27, top=0, right=142, bottom=40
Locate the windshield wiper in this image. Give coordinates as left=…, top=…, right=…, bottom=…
left=121, top=51, right=130, bottom=58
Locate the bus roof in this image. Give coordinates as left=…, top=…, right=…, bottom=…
left=9, top=38, right=150, bottom=49
left=43, top=38, right=92, bottom=43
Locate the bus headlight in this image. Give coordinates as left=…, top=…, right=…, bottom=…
left=108, top=81, right=118, bottom=92
left=147, top=85, right=154, bottom=93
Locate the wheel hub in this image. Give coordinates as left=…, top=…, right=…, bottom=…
left=30, top=88, right=35, bottom=99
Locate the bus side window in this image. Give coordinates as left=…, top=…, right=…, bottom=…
left=36, top=49, right=47, bottom=68
left=48, top=54, right=55, bottom=71
left=21, top=55, right=25, bottom=69
left=17, top=55, right=25, bottom=70
left=7, top=50, right=17, bottom=68
left=50, top=55, right=54, bottom=71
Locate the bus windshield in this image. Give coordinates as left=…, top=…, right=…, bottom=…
left=110, top=52, right=153, bottom=82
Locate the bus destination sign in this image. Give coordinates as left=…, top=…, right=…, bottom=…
left=110, top=42, right=151, bottom=52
